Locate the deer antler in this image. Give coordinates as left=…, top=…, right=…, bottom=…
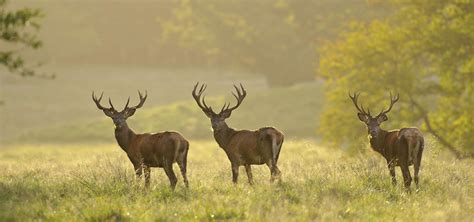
left=349, top=92, right=370, bottom=117
left=221, top=83, right=246, bottom=114
left=192, top=82, right=215, bottom=115
left=92, top=91, right=116, bottom=116
left=122, top=90, right=147, bottom=112
left=378, top=92, right=399, bottom=116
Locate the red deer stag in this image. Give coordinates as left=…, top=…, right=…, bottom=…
left=92, top=91, right=189, bottom=190
left=192, top=83, right=284, bottom=185
left=350, top=92, right=424, bottom=189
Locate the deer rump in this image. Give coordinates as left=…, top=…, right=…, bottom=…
left=128, top=131, right=189, bottom=168
left=388, top=128, right=424, bottom=166
left=225, top=127, right=284, bottom=165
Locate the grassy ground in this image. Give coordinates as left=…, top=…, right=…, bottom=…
left=1, top=140, right=472, bottom=221
left=2, top=68, right=472, bottom=221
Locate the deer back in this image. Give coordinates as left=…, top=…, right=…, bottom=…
left=127, top=131, right=188, bottom=167
left=224, top=128, right=283, bottom=164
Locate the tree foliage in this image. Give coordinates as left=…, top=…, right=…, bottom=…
left=318, top=0, right=474, bottom=157
left=0, top=0, right=43, bottom=77
left=160, top=0, right=386, bottom=86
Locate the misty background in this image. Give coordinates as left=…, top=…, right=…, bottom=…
left=0, top=0, right=381, bottom=142
left=1, top=0, right=472, bottom=157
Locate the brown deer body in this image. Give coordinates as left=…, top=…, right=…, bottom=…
left=350, top=92, right=424, bottom=189
left=192, top=83, right=284, bottom=184
left=92, top=91, right=189, bottom=189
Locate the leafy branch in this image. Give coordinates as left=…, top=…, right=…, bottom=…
left=409, top=96, right=474, bottom=159
left=0, top=0, right=52, bottom=78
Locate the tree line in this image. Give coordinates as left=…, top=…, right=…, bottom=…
left=318, top=0, right=473, bottom=157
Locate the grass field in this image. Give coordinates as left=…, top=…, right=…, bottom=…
left=1, top=140, right=473, bottom=221
left=2, top=67, right=473, bottom=221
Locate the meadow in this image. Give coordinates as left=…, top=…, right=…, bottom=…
left=2, top=0, right=473, bottom=220
left=1, top=140, right=473, bottom=221
left=1, top=68, right=473, bottom=221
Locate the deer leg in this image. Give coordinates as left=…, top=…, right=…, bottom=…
left=398, top=140, right=412, bottom=191
left=177, top=154, right=189, bottom=188
left=231, top=164, right=239, bottom=184
left=414, top=146, right=423, bottom=189
left=133, top=163, right=143, bottom=180
left=144, top=166, right=151, bottom=188
left=389, top=166, right=396, bottom=186
left=244, top=164, right=254, bottom=185
left=387, top=160, right=397, bottom=185
left=413, top=164, right=420, bottom=190
left=266, top=161, right=280, bottom=183
left=400, top=162, right=412, bottom=191
left=164, top=163, right=178, bottom=190
left=273, top=165, right=282, bottom=181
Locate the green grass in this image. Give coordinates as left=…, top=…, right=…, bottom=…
left=1, top=140, right=472, bottom=221
left=15, top=82, right=324, bottom=144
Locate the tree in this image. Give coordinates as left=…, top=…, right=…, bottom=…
left=0, top=0, right=44, bottom=77
left=159, top=0, right=386, bottom=86
left=318, top=0, right=474, bottom=157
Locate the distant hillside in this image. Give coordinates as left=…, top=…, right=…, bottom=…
left=15, top=82, right=324, bottom=144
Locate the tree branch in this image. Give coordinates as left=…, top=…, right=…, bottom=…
left=409, top=96, right=473, bottom=159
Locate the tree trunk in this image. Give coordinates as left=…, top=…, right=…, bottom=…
left=409, top=97, right=474, bottom=159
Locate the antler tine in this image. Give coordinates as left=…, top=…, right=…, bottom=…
left=240, top=83, right=247, bottom=97
left=92, top=91, right=103, bottom=101
left=199, top=83, right=207, bottom=95
left=202, top=95, right=212, bottom=111
left=131, top=90, right=147, bottom=109
left=349, top=92, right=369, bottom=116
left=378, top=92, right=400, bottom=116
left=108, top=98, right=116, bottom=111
left=233, top=84, right=241, bottom=96
left=92, top=91, right=108, bottom=110
left=138, top=90, right=148, bottom=100
left=223, top=83, right=247, bottom=113
left=220, top=102, right=226, bottom=113
left=122, top=96, right=130, bottom=111
left=192, top=82, right=202, bottom=96
left=192, top=82, right=214, bottom=114
left=220, top=102, right=231, bottom=113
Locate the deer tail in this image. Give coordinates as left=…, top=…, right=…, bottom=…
left=173, top=138, right=188, bottom=162
left=270, top=133, right=283, bottom=164
left=259, top=130, right=283, bottom=164
left=402, top=135, right=421, bottom=165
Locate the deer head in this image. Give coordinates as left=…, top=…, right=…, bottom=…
left=349, top=92, right=399, bottom=138
left=192, top=82, right=246, bottom=131
left=92, top=91, right=147, bottom=129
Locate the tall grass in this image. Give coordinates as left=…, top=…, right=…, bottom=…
left=1, top=140, right=472, bottom=221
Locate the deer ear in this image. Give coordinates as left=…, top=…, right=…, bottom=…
left=203, top=111, right=213, bottom=118
left=377, top=114, right=388, bottom=123
left=357, top=113, right=368, bottom=123
left=123, top=108, right=136, bottom=118
left=103, top=109, right=115, bottom=117
left=221, top=110, right=232, bottom=119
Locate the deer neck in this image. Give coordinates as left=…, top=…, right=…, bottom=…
left=114, top=122, right=136, bottom=152
left=213, top=122, right=236, bottom=150
left=369, top=128, right=389, bottom=156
